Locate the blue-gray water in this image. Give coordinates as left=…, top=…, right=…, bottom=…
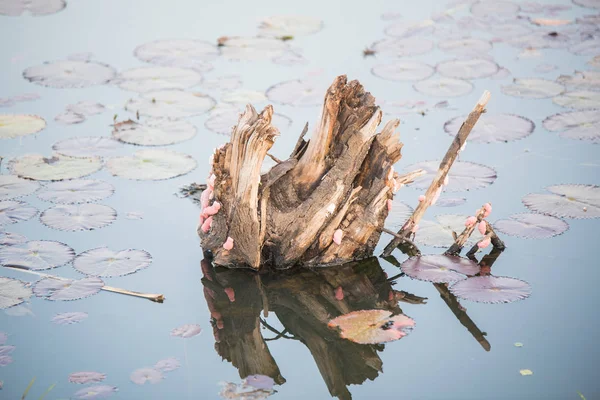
left=1, top=0, right=599, bottom=399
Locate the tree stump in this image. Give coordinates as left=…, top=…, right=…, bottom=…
left=198, top=75, right=403, bottom=269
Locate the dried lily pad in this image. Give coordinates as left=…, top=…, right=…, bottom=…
left=266, top=80, right=324, bottom=106
left=404, top=160, right=497, bottom=191
left=37, top=179, right=114, bottom=204
left=552, top=91, right=600, bottom=109
left=69, top=372, right=106, bottom=384
left=52, top=137, right=122, bottom=158
left=384, top=20, right=435, bottom=38
left=0, top=200, right=38, bottom=225
left=23, top=60, right=116, bottom=88
left=413, top=77, right=474, bottom=97
left=11, top=154, right=102, bottom=181
left=113, top=66, right=203, bottom=93
left=0, top=277, right=32, bottom=309
left=258, top=15, right=323, bottom=37
left=543, top=109, right=600, bottom=143
left=40, top=204, right=116, bottom=231
left=205, top=105, right=291, bottom=135
left=438, top=38, right=492, bottom=55
left=125, top=90, right=215, bottom=119
left=372, top=60, right=435, bottom=81
left=0, top=175, right=39, bottom=200
left=72, top=385, right=117, bottom=399
left=401, top=254, right=480, bottom=283
left=522, top=184, right=600, bottom=219
left=501, top=78, right=564, bottom=99
left=154, top=357, right=181, bottom=372
left=0, top=240, right=75, bottom=270
left=52, top=311, right=88, bottom=325
left=73, top=247, right=151, bottom=277
left=220, top=37, right=289, bottom=61
left=135, top=39, right=218, bottom=71
left=494, top=213, right=569, bottom=238
left=130, top=367, right=164, bottom=385
left=437, top=58, right=499, bottom=80
left=415, top=214, right=485, bottom=248
left=34, top=276, right=103, bottom=301
left=107, top=149, right=197, bottom=180
left=0, top=114, right=46, bottom=139
left=371, top=37, right=435, bottom=57
left=112, top=118, right=196, bottom=146
left=470, top=1, right=520, bottom=18
left=171, top=324, right=201, bottom=338
left=444, top=113, right=534, bottom=143
left=328, top=310, right=415, bottom=344
left=0, top=0, right=66, bottom=16
left=450, top=276, right=531, bottom=304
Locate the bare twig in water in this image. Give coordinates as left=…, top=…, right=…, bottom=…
left=381, top=91, right=491, bottom=257
left=395, top=168, right=426, bottom=185
left=21, top=378, right=35, bottom=400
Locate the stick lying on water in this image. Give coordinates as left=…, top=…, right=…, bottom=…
left=381, top=91, right=491, bottom=257
left=446, top=205, right=487, bottom=256
left=3, top=266, right=165, bottom=303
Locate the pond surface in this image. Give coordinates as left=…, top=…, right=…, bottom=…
left=1, top=0, right=600, bottom=399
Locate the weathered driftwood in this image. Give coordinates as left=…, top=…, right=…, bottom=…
left=199, top=75, right=403, bottom=269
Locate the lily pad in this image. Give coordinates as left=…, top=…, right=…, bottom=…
left=0, top=175, right=40, bottom=200
left=130, top=367, right=164, bottom=385
left=10, top=154, right=103, bottom=181
left=222, top=90, right=268, bottom=104
left=52, top=137, right=122, bottom=158
left=73, top=247, right=151, bottom=277
left=328, top=310, right=415, bottom=344
left=106, top=149, right=197, bottom=180
left=33, top=276, right=104, bottom=301
left=401, top=254, right=480, bottom=283
left=205, top=105, right=291, bottom=135
left=403, top=160, right=497, bottom=191
left=502, top=78, right=564, bottom=99
left=543, top=109, right=600, bottom=143
left=125, top=90, right=215, bottom=118
left=438, top=38, right=492, bottom=55
left=573, top=0, right=600, bottom=8
left=522, top=184, right=600, bottom=219
left=171, top=324, right=201, bottom=338
left=72, top=385, right=117, bottom=399
left=69, top=372, right=107, bottom=384
left=40, top=204, right=117, bottom=231
left=437, top=58, right=499, bottom=79
left=371, top=37, right=435, bottom=57
left=266, top=80, right=324, bottom=106
left=552, top=91, right=600, bottom=109
left=372, top=60, right=435, bottom=81
left=0, top=200, right=38, bottom=225
left=450, top=276, right=532, bottom=304
left=444, top=114, right=535, bottom=143
left=435, top=197, right=466, bottom=207
left=0, top=240, right=75, bottom=270
left=113, top=66, right=203, bottom=93
left=413, top=77, right=474, bottom=97
left=494, top=213, right=569, bottom=238
left=0, top=0, right=66, bottom=16
left=384, top=20, right=435, bottom=38
left=0, top=114, right=46, bottom=139
left=135, top=39, right=218, bottom=71
left=55, top=112, right=86, bottom=125
left=220, top=37, right=289, bottom=61
left=0, top=277, right=32, bottom=309
left=470, top=1, right=520, bottom=18
left=202, top=75, right=243, bottom=92
left=37, top=179, right=114, bottom=204
left=385, top=201, right=414, bottom=231
left=23, top=60, right=116, bottom=88
left=52, top=311, right=88, bottom=325
left=112, top=118, right=197, bottom=146
left=258, top=15, right=323, bottom=37
left=0, top=231, right=28, bottom=246
left=154, top=357, right=181, bottom=372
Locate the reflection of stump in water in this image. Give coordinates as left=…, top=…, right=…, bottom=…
left=201, top=256, right=423, bottom=400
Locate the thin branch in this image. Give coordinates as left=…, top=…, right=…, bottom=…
left=260, top=318, right=298, bottom=340
left=486, top=221, right=506, bottom=250
left=382, top=91, right=491, bottom=257
left=445, top=204, right=487, bottom=256
left=395, top=168, right=426, bottom=185
left=266, top=152, right=283, bottom=164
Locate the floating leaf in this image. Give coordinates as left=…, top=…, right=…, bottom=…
left=134, top=39, right=218, bottom=71
left=0, top=200, right=38, bottom=225
left=0, top=0, right=66, bottom=16
left=552, top=91, right=600, bottom=109
left=73, top=247, right=151, bottom=277
left=514, top=342, right=524, bottom=347
left=0, top=114, right=46, bottom=139
left=450, top=276, right=532, bottom=303
left=494, top=213, right=569, bottom=238
left=415, top=215, right=485, bottom=248
left=0, top=240, right=75, bottom=270
left=413, top=77, right=474, bottom=97
left=112, top=118, right=196, bottom=146
left=55, top=111, right=86, bottom=125
left=0, top=175, right=39, bottom=200
left=543, top=109, right=600, bottom=143
left=219, top=381, right=274, bottom=399
left=106, top=149, right=197, bottom=180
left=220, top=37, right=289, bottom=61
left=0, top=231, right=27, bottom=246
left=40, top=204, right=116, bottom=231
left=534, top=64, right=558, bottom=74
left=0, top=345, right=15, bottom=356
left=573, top=0, right=600, bottom=9
left=67, top=101, right=105, bottom=116
left=244, top=375, right=275, bottom=391
left=4, top=304, right=34, bottom=317
left=401, top=254, right=480, bottom=283
left=52, top=137, right=122, bottom=158
left=222, top=90, right=268, bottom=104
left=23, top=60, right=116, bottom=88
left=385, top=201, right=413, bottom=231
left=10, top=154, right=102, bottom=181
left=202, top=75, right=243, bottom=92
left=435, top=197, right=466, bottom=207
left=438, top=38, right=492, bottom=56
left=0, top=355, right=13, bottom=366
left=125, top=90, right=215, bottom=119
left=266, top=80, right=324, bottom=106
left=72, top=385, right=117, bottom=399
left=384, top=20, right=435, bottom=38
left=33, top=277, right=104, bottom=301
left=328, top=310, right=415, bottom=344
left=437, top=58, right=499, bottom=80
left=444, top=113, right=534, bottom=143
left=372, top=60, right=435, bottom=81
left=0, top=332, right=6, bottom=344
left=522, top=184, right=600, bottom=219
left=69, top=372, right=106, bottom=384
left=371, top=37, right=435, bottom=57
left=113, top=66, right=203, bottom=93
left=404, top=160, right=497, bottom=191
left=130, top=367, right=164, bottom=385
left=170, top=324, right=202, bottom=338
left=52, top=311, right=88, bottom=325
left=519, top=369, right=533, bottom=376
left=502, top=78, right=564, bottom=99
left=37, top=179, right=114, bottom=204
left=154, top=357, right=181, bottom=372
left=470, top=1, right=520, bottom=18
left=0, top=277, right=32, bottom=309
left=205, top=105, right=291, bottom=135
left=257, top=15, right=323, bottom=37
left=556, top=70, right=600, bottom=91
